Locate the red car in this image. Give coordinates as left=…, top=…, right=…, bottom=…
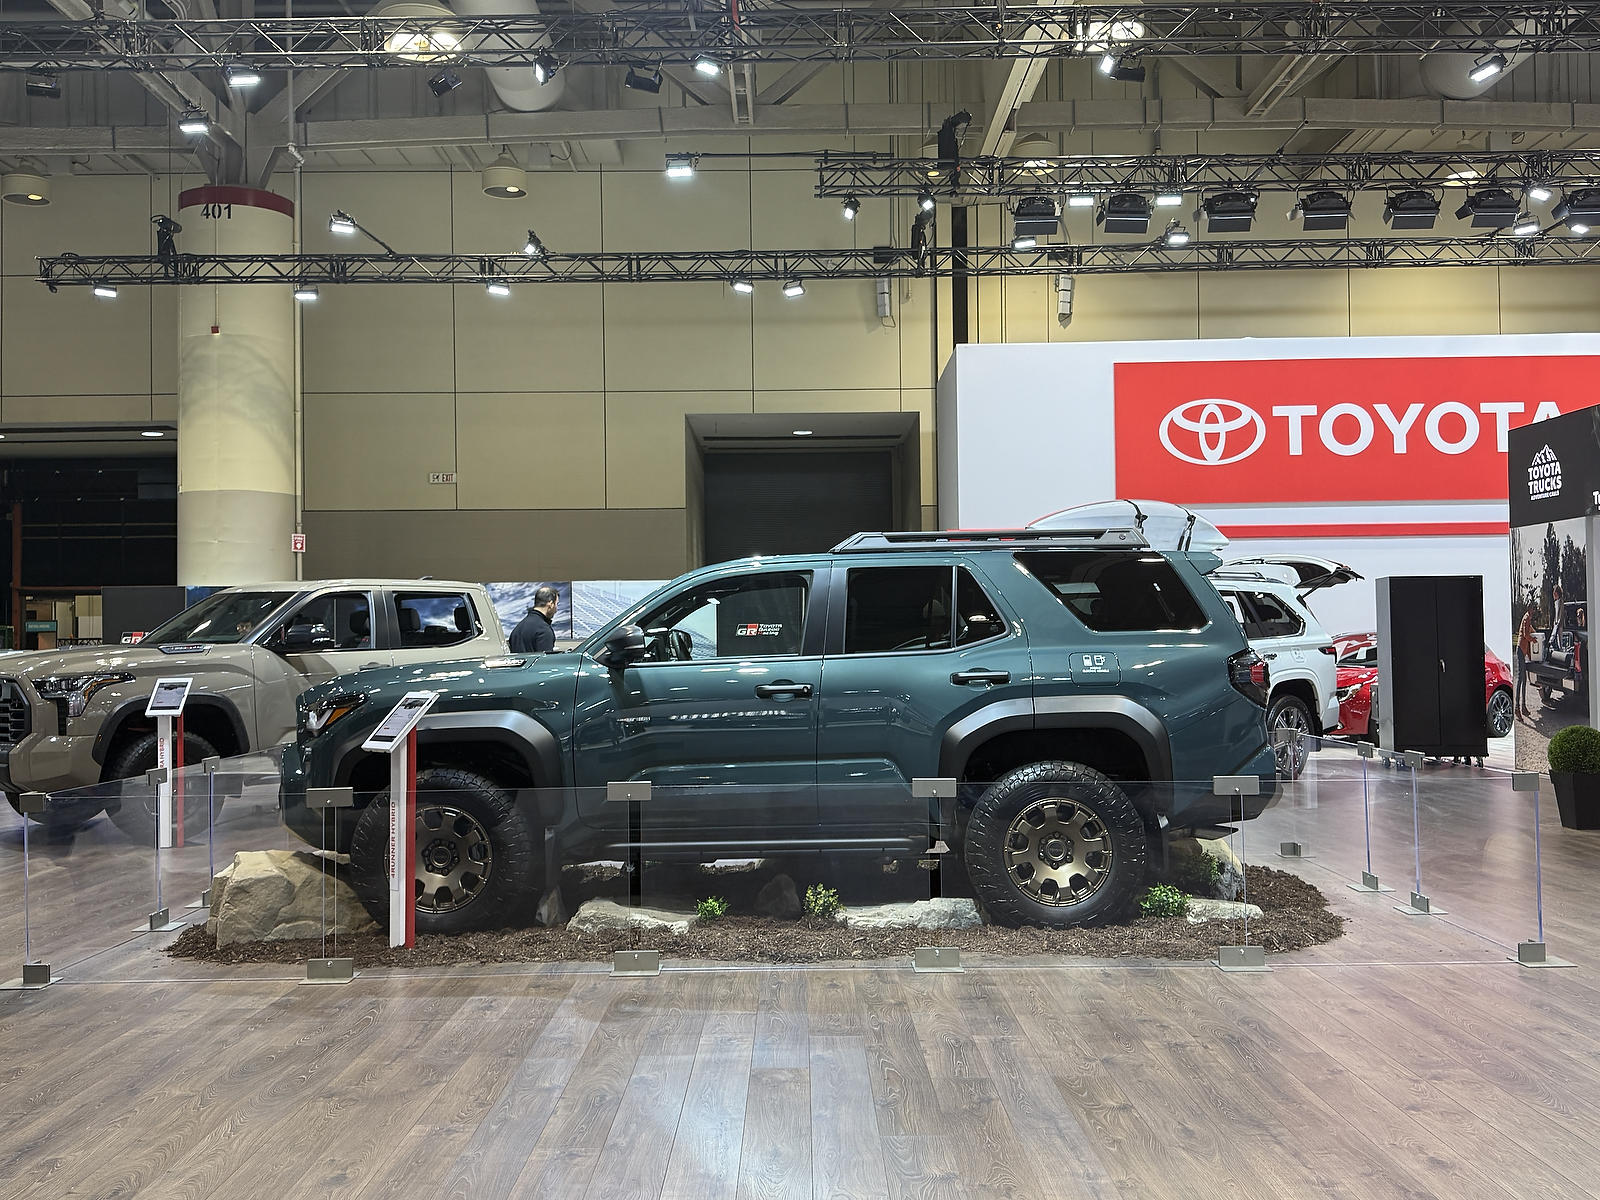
left=1331, top=632, right=1515, bottom=740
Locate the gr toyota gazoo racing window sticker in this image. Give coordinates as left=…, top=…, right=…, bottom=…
left=735, top=623, right=785, bottom=637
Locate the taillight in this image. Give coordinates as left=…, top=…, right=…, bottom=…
left=1228, top=648, right=1270, bottom=708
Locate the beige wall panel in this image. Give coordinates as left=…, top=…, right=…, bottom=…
left=299, top=172, right=455, bottom=254
left=2, top=278, right=152, bottom=397
left=603, top=168, right=751, bottom=252
left=1001, top=274, right=1054, bottom=344
left=301, top=284, right=456, bottom=394
left=3, top=394, right=154, bottom=424
left=2, top=174, right=152, bottom=275
left=752, top=284, right=902, bottom=390
left=751, top=169, right=858, bottom=251
left=973, top=205, right=1006, bottom=343
left=1198, top=270, right=1350, bottom=339
left=455, top=391, right=605, bottom=510
left=903, top=388, right=937, bottom=508
left=153, top=394, right=177, bottom=421
left=606, top=390, right=753, bottom=509
left=1348, top=267, right=1500, bottom=337
left=753, top=389, right=900, bottom=413
left=1496, top=267, right=1600, bottom=334
left=452, top=283, right=604, bottom=393
left=898, top=279, right=938, bottom=390
left=450, top=169, right=600, bottom=254
left=1048, top=273, right=1201, bottom=342
left=603, top=283, right=753, bottom=392
left=152, top=286, right=178, bottom=395
left=302, top=506, right=690, bottom=580
left=303, top=391, right=457, bottom=511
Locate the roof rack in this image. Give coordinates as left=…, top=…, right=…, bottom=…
left=831, top=528, right=1149, bottom=553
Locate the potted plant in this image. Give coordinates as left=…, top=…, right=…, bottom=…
left=1548, top=725, right=1600, bottom=829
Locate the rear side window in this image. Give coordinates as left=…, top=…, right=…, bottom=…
left=1240, top=591, right=1305, bottom=639
left=1018, top=551, right=1208, bottom=633
left=394, top=591, right=479, bottom=649
left=842, top=566, right=1004, bottom=655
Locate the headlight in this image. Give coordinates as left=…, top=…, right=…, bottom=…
left=302, top=692, right=367, bottom=737
left=35, top=673, right=134, bottom=718
left=1335, top=683, right=1364, bottom=703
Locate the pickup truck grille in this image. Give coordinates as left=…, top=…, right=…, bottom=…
left=0, top=679, right=30, bottom=747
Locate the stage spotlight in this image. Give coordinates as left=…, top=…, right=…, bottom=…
left=842, top=196, right=860, bottom=221
left=485, top=280, right=512, bottom=297
left=329, top=210, right=359, bottom=235
left=1527, top=183, right=1554, bottom=204
left=624, top=66, right=662, bottom=93
left=665, top=152, right=697, bottom=180
left=1099, top=53, right=1146, bottom=82
left=1098, top=192, right=1151, bottom=234
left=1013, top=195, right=1061, bottom=238
left=917, top=190, right=936, bottom=213
left=428, top=69, right=462, bottom=96
left=1297, top=189, right=1353, bottom=231
left=1469, top=53, right=1509, bottom=84
left=24, top=73, right=60, bottom=99
left=1162, top=220, right=1191, bottom=247
left=294, top=284, right=320, bottom=302
left=1384, top=188, right=1441, bottom=229
left=93, top=282, right=118, bottom=299
left=1155, top=190, right=1184, bottom=208
left=1012, top=233, right=1037, bottom=251
left=224, top=62, right=262, bottom=89
left=694, top=54, right=722, bottom=77
left=1513, top=212, right=1541, bottom=237
left=522, top=229, right=546, bottom=257
left=730, top=279, right=754, bottom=295
left=1554, top=187, right=1600, bottom=233
left=178, top=107, right=211, bottom=136
left=782, top=279, right=805, bottom=298
left=1202, top=190, right=1258, bottom=233
left=1455, top=186, right=1519, bottom=228
left=532, top=52, right=561, bottom=85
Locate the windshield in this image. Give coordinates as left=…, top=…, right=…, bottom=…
left=143, top=590, right=296, bottom=645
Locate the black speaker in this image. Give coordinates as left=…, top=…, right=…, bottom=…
left=1376, top=576, right=1487, bottom=757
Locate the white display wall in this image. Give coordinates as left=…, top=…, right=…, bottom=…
left=936, top=333, right=1600, bottom=657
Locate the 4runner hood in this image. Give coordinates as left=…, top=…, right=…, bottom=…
left=0, top=642, right=251, bottom=679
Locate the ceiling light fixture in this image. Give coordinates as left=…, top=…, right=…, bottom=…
left=329, top=210, right=358, bottom=235
left=1099, top=52, right=1146, bottom=82
left=782, top=279, right=805, bottom=298
left=1, top=173, right=50, bottom=206
left=371, top=0, right=463, bottom=61
left=1162, top=219, right=1191, bottom=247
left=1298, top=188, right=1354, bottom=231
left=842, top=195, right=861, bottom=221
left=1384, top=188, right=1442, bottom=229
left=482, top=148, right=527, bottom=198
left=93, top=282, right=118, bottom=299
left=624, top=65, right=662, bottom=93
left=428, top=68, right=461, bottom=96
left=730, top=278, right=754, bottom=295
left=1155, top=190, right=1184, bottom=208
left=1456, top=186, right=1520, bottom=227
left=1098, top=191, right=1152, bottom=234
left=1512, top=211, right=1541, bottom=236
left=522, top=229, right=546, bottom=257
left=1554, top=187, right=1600, bottom=233
left=223, top=62, right=262, bottom=89
left=665, top=152, right=697, bottom=180
left=294, top=283, right=320, bottom=302
left=1527, top=183, right=1554, bottom=204
left=1012, top=233, right=1038, bottom=250
left=485, top=280, right=512, bottom=297
left=1202, top=190, right=1258, bottom=233
left=24, top=73, right=59, bottom=99
left=177, top=107, right=211, bottom=136
left=1067, top=193, right=1096, bottom=209
left=1469, top=53, right=1509, bottom=84
left=1013, top=195, right=1061, bottom=238
left=694, top=54, right=722, bottom=77
left=532, top=51, right=561, bottom=85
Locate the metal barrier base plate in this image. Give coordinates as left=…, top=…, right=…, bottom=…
left=1216, top=944, right=1271, bottom=973
left=1513, top=941, right=1577, bottom=969
left=1348, top=872, right=1395, bottom=894
left=1276, top=841, right=1312, bottom=859
left=135, top=909, right=188, bottom=933
left=302, top=958, right=357, bottom=985
left=1, top=962, right=53, bottom=990
left=1395, top=892, right=1448, bottom=917
left=913, top=946, right=963, bottom=973
left=612, top=950, right=661, bottom=977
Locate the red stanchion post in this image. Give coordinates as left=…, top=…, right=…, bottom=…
left=403, top=726, right=418, bottom=948
left=173, top=712, right=185, bottom=848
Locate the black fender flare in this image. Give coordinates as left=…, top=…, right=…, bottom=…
left=92, top=693, right=250, bottom=766
left=938, top=696, right=1173, bottom=782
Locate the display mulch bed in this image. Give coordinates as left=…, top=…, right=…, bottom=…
left=166, top=864, right=1342, bottom=970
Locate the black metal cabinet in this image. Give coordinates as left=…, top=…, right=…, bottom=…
left=1376, top=576, right=1487, bottom=758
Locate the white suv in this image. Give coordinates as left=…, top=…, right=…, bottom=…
left=1211, top=557, right=1360, bottom=778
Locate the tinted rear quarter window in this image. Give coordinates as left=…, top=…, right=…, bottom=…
left=1017, top=551, right=1208, bottom=633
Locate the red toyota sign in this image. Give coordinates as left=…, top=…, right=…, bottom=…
left=1113, top=356, right=1596, bottom=504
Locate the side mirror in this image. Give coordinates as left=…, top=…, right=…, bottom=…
left=280, top=622, right=335, bottom=654
left=598, top=623, right=647, bottom=669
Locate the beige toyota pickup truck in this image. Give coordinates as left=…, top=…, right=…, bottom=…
left=0, top=579, right=507, bottom=838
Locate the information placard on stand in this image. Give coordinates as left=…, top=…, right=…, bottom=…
left=362, top=691, right=439, bottom=948
left=145, top=677, right=193, bottom=850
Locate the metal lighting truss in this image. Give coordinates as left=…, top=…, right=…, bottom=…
left=36, top=238, right=1600, bottom=287
left=815, top=149, right=1600, bottom=199
left=4, top=3, right=1600, bottom=71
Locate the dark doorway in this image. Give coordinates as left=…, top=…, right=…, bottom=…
left=703, top=450, right=894, bottom=564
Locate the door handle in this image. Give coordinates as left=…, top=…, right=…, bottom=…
left=359, top=661, right=384, bottom=669
left=951, top=669, right=1010, bottom=686
left=755, top=681, right=813, bottom=700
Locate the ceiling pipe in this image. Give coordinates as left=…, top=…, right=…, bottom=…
left=451, top=0, right=565, bottom=112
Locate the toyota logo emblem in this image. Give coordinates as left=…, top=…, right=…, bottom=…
left=1160, top=399, right=1266, bottom=466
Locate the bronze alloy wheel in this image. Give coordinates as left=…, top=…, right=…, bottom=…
left=1002, top=797, right=1113, bottom=907
left=415, top=803, right=493, bottom=913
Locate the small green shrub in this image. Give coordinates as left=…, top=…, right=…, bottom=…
left=1140, top=884, right=1190, bottom=920
left=803, top=884, right=842, bottom=920
left=1549, top=725, right=1600, bottom=774
left=1169, top=850, right=1221, bottom=897
left=695, top=896, right=730, bottom=921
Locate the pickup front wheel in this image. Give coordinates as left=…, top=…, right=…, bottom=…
left=962, top=761, right=1148, bottom=928
left=349, top=767, right=540, bottom=935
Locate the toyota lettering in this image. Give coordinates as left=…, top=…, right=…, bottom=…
left=1115, top=356, right=1596, bottom=504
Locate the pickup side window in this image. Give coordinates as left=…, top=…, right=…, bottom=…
left=266, top=592, right=372, bottom=650
left=394, top=591, right=479, bottom=649
left=1018, top=551, right=1208, bottom=633
left=842, top=566, right=1004, bottom=654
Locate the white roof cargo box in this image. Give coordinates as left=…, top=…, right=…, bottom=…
left=1029, top=499, right=1230, bottom=556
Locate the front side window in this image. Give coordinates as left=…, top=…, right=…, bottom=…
left=144, top=590, right=295, bottom=645
left=266, top=592, right=372, bottom=651
left=1018, top=551, right=1208, bottom=633
left=636, top=572, right=811, bottom=661
left=1241, top=591, right=1305, bottom=639
left=843, top=566, right=1004, bottom=654
left=394, top=592, right=479, bottom=649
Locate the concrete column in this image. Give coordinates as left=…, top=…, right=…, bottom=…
left=175, top=186, right=296, bottom=584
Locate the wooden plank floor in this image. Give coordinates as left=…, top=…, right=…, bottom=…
left=4, top=751, right=1600, bottom=1198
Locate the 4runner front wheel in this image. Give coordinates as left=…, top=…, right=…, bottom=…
left=349, top=767, right=540, bottom=936
left=962, top=762, right=1148, bottom=928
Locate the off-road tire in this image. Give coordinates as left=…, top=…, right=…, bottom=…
left=1267, top=694, right=1314, bottom=779
left=962, top=761, right=1148, bottom=928
left=104, top=731, right=221, bottom=844
left=349, top=767, right=540, bottom=935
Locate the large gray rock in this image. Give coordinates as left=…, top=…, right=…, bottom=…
left=566, top=898, right=700, bottom=937
left=535, top=886, right=569, bottom=928
left=754, top=874, right=801, bottom=919
left=1168, top=837, right=1246, bottom=901
left=208, top=849, right=377, bottom=948
left=836, top=897, right=982, bottom=931
left=1184, top=898, right=1264, bottom=924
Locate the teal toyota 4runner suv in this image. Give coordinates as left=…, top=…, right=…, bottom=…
left=280, top=529, right=1277, bottom=931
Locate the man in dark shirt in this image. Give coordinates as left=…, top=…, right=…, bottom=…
left=509, top=585, right=560, bottom=653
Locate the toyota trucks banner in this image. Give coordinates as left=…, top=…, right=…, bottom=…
left=937, top=333, right=1600, bottom=660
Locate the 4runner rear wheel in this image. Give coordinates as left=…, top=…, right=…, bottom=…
left=104, top=731, right=222, bottom=844
left=962, top=762, right=1148, bottom=928
left=349, top=767, right=540, bottom=935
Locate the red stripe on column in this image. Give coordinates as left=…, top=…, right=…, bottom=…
left=177, top=185, right=294, bottom=217
left=1219, top=522, right=1510, bottom=539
